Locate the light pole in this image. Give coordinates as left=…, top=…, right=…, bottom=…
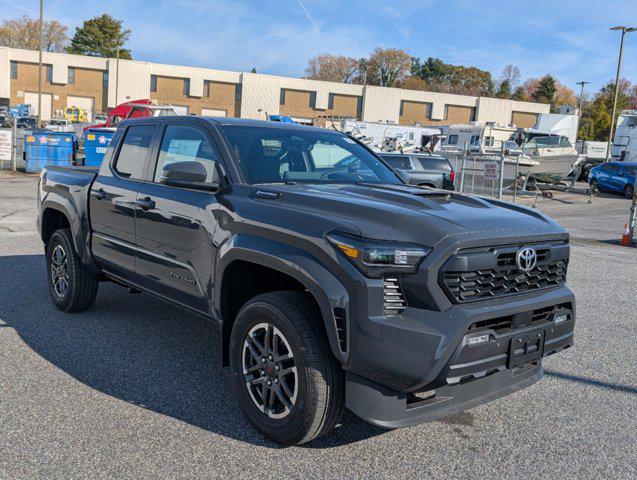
left=606, top=26, right=636, bottom=162
left=576, top=81, right=589, bottom=115
left=37, top=0, right=43, bottom=128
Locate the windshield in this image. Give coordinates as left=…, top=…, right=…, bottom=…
left=219, top=126, right=402, bottom=185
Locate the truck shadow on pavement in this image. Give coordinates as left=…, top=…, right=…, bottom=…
left=0, top=254, right=387, bottom=449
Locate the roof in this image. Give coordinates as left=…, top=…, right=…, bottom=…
left=202, top=117, right=335, bottom=134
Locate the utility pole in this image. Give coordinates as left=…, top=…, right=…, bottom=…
left=576, top=81, right=589, bottom=115
left=115, top=45, right=120, bottom=106
left=606, top=26, right=636, bottom=162
left=37, top=0, right=43, bottom=128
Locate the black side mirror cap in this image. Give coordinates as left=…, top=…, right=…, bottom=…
left=159, top=160, right=220, bottom=192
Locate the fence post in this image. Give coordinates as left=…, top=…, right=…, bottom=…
left=459, top=143, right=467, bottom=193
left=12, top=121, right=17, bottom=172
left=497, top=143, right=505, bottom=199
left=512, top=153, right=520, bottom=202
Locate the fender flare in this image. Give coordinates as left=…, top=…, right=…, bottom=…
left=216, top=234, right=351, bottom=364
left=40, top=197, right=95, bottom=271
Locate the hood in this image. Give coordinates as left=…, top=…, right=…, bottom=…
left=252, top=183, right=566, bottom=247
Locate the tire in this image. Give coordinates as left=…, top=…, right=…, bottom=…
left=624, top=184, right=634, bottom=199
left=229, top=291, right=345, bottom=445
left=46, top=229, right=98, bottom=312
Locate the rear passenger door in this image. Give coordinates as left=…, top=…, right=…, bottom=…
left=89, top=123, right=157, bottom=280
left=133, top=121, right=222, bottom=314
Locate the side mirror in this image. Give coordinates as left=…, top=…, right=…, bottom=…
left=159, top=161, right=220, bottom=192
left=395, top=169, right=410, bottom=183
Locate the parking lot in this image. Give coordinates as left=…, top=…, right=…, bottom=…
left=0, top=172, right=635, bottom=479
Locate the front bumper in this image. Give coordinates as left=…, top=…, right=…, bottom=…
left=344, top=286, right=575, bottom=428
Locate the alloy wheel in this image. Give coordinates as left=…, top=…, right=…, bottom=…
left=242, top=322, right=298, bottom=419
left=50, top=244, right=69, bottom=298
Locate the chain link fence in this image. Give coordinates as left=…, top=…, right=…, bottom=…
left=443, top=150, right=511, bottom=198
left=0, top=127, right=28, bottom=172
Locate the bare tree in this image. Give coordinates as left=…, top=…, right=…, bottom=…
left=366, top=48, right=412, bottom=87
left=0, top=15, right=68, bottom=52
left=501, top=65, right=521, bottom=88
left=305, top=53, right=359, bottom=83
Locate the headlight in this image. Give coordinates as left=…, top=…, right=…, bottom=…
left=326, top=232, right=431, bottom=278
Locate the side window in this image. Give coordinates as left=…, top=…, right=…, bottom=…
left=607, top=164, right=619, bottom=175
left=154, top=125, right=218, bottom=183
left=447, top=134, right=458, bottom=145
left=114, top=125, right=155, bottom=179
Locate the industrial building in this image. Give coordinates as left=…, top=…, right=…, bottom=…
left=0, top=46, right=549, bottom=127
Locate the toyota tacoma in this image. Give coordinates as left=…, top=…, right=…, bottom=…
left=37, top=117, right=575, bottom=445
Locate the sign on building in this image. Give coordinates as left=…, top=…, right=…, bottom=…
left=483, top=161, right=499, bottom=180
left=0, top=130, right=12, bottom=162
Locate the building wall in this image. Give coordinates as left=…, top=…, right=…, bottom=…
left=9, top=61, right=107, bottom=116
left=0, top=47, right=551, bottom=127
left=149, top=76, right=239, bottom=116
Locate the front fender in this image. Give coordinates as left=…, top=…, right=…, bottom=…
left=216, top=234, right=350, bottom=364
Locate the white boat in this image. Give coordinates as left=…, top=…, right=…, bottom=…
left=611, top=110, right=637, bottom=162
left=522, top=135, right=583, bottom=179
left=341, top=119, right=443, bottom=153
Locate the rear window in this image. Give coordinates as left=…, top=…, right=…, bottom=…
left=380, top=155, right=412, bottom=170
left=412, top=156, right=451, bottom=171
left=114, top=125, right=155, bottom=179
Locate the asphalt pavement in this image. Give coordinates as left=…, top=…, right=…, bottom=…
left=1, top=172, right=635, bottom=479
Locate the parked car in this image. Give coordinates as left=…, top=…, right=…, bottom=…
left=379, top=152, right=455, bottom=190
left=588, top=161, right=636, bottom=199
left=0, top=114, right=12, bottom=128
left=45, top=118, right=75, bottom=132
left=64, top=106, right=88, bottom=123
left=38, top=117, right=575, bottom=445
left=15, top=116, right=37, bottom=129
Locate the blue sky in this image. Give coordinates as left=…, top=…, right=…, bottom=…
left=2, top=0, right=637, bottom=95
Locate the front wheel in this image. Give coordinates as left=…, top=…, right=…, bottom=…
left=46, top=229, right=98, bottom=312
left=229, top=291, right=344, bottom=445
left=624, top=184, right=634, bottom=199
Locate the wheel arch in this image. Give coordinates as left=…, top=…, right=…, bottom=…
left=216, top=237, right=350, bottom=366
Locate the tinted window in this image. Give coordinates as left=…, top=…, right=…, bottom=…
left=606, top=164, right=620, bottom=174
left=381, top=155, right=412, bottom=170
left=114, top=125, right=155, bottom=179
left=622, top=165, right=637, bottom=175
left=447, top=134, right=458, bottom=145
left=412, top=156, right=451, bottom=171
left=154, top=125, right=218, bottom=183
left=220, top=126, right=400, bottom=185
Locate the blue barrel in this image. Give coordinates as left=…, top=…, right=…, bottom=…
left=84, top=128, right=115, bottom=166
left=24, top=130, right=78, bottom=173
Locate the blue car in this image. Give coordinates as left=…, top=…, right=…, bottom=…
left=588, top=162, right=636, bottom=198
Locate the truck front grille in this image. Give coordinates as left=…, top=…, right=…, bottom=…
left=440, top=241, right=568, bottom=303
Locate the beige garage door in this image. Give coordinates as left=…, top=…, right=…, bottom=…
left=445, top=105, right=476, bottom=124
left=67, top=96, right=95, bottom=121
left=201, top=108, right=227, bottom=117
left=24, top=92, right=52, bottom=121
left=511, top=111, right=538, bottom=129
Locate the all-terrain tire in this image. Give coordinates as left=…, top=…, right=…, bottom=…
left=46, top=229, right=98, bottom=312
left=229, top=291, right=345, bottom=445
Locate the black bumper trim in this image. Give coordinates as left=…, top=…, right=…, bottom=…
left=346, top=363, right=543, bottom=429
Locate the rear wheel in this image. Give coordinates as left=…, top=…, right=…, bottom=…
left=624, top=184, right=634, bottom=199
left=229, top=291, right=344, bottom=445
left=46, top=229, right=98, bottom=312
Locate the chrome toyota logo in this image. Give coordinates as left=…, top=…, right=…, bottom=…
left=516, top=247, right=537, bottom=272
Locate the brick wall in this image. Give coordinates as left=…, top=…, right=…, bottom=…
left=150, top=75, right=239, bottom=116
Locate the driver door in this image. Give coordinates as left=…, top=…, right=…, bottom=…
left=134, top=120, right=222, bottom=314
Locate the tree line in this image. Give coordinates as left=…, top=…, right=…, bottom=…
left=0, top=14, right=132, bottom=59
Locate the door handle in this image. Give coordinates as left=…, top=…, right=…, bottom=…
left=134, top=197, right=156, bottom=210
left=90, top=188, right=107, bottom=201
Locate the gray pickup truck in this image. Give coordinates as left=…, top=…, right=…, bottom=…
left=37, top=116, right=575, bottom=445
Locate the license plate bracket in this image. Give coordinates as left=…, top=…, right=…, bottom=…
left=508, top=330, right=545, bottom=368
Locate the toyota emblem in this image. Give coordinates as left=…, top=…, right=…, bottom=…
left=516, top=247, right=537, bottom=272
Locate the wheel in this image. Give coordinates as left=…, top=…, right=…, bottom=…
left=46, top=229, right=98, bottom=312
left=624, top=184, right=634, bottom=199
left=229, top=291, right=345, bottom=445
